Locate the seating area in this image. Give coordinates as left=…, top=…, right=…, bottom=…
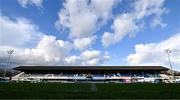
left=13, top=72, right=165, bottom=83
left=12, top=66, right=170, bottom=83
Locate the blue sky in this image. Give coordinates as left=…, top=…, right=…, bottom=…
left=0, top=0, right=180, bottom=70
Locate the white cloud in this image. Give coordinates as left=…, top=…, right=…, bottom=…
left=0, top=35, right=72, bottom=65
left=73, top=36, right=96, bottom=51
left=22, top=35, right=72, bottom=65
left=126, top=33, right=180, bottom=71
left=134, top=0, right=166, bottom=19
left=55, top=0, right=119, bottom=51
left=55, top=0, right=119, bottom=38
left=85, top=58, right=100, bottom=65
left=0, top=36, right=109, bottom=66
left=80, top=50, right=100, bottom=61
left=80, top=50, right=110, bottom=65
left=65, top=56, right=81, bottom=65
left=101, top=32, right=114, bottom=47
left=102, top=14, right=138, bottom=47
left=65, top=50, right=110, bottom=65
left=102, top=0, right=167, bottom=47
left=0, top=14, right=110, bottom=66
left=134, top=0, right=167, bottom=27
left=0, top=15, right=42, bottom=47
left=151, top=17, right=167, bottom=28
left=17, top=0, right=43, bottom=8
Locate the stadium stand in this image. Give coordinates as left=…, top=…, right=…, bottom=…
left=12, top=66, right=169, bottom=83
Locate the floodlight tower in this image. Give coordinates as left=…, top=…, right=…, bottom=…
left=3, top=50, right=14, bottom=79
left=164, top=48, right=174, bottom=81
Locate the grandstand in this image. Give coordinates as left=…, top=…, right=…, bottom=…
left=12, top=66, right=169, bottom=83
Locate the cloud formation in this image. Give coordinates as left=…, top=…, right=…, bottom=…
left=0, top=13, right=110, bottom=66
left=17, top=0, right=43, bottom=8
left=0, top=35, right=71, bottom=65
left=0, top=15, right=42, bottom=47
left=102, top=0, right=167, bottom=47
left=1, top=0, right=178, bottom=69
left=0, top=35, right=109, bottom=66
left=22, top=35, right=72, bottom=65
left=55, top=0, right=119, bottom=38
left=126, top=33, right=180, bottom=70
left=65, top=50, right=110, bottom=65
left=73, top=36, right=96, bottom=51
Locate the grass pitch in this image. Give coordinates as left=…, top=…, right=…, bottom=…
left=0, top=82, right=180, bottom=99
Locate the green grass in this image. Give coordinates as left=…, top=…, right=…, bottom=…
left=0, top=82, right=180, bottom=99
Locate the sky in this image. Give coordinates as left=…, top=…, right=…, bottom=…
left=0, top=0, right=180, bottom=71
